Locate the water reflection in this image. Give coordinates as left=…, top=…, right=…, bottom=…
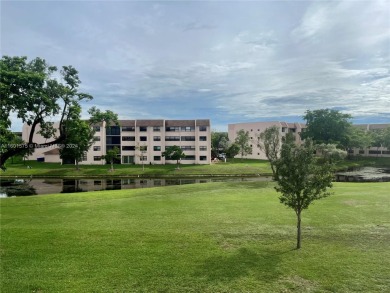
left=0, top=177, right=270, bottom=197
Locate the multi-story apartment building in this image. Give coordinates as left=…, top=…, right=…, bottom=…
left=228, top=121, right=390, bottom=159
left=228, top=121, right=306, bottom=160
left=349, top=124, right=390, bottom=157
left=22, top=119, right=211, bottom=165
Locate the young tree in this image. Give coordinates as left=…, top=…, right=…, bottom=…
left=162, top=145, right=186, bottom=169
left=256, top=126, right=281, bottom=175
left=235, top=129, right=252, bottom=159
left=274, top=139, right=334, bottom=249
left=0, top=56, right=92, bottom=170
left=102, top=147, right=120, bottom=172
left=302, top=109, right=352, bottom=148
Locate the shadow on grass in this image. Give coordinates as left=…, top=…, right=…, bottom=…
left=194, top=247, right=291, bottom=282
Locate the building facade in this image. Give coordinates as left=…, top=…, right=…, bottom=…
left=228, top=121, right=306, bottom=160
left=228, top=121, right=390, bottom=160
left=23, top=119, right=211, bottom=165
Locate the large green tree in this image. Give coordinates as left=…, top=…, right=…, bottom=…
left=211, top=131, right=229, bottom=158
left=235, top=129, right=252, bottom=159
left=0, top=56, right=92, bottom=170
left=60, top=106, right=118, bottom=170
left=102, top=147, right=120, bottom=172
left=301, top=109, right=352, bottom=148
left=274, top=138, right=334, bottom=249
left=162, top=145, right=186, bottom=169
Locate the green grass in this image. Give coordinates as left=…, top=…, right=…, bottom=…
left=1, top=182, right=389, bottom=292
left=3, top=156, right=390, bottom=178
left=1, top=158, right=272, bottom=177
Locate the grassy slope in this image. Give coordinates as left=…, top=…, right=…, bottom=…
left=1, top=182, right=389, bottom=292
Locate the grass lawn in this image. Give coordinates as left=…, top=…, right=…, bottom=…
left=1, top=158, right=272, bottom=177
left=1, top=182, right=389, bottom=292
left=2, top=156, right=390, bottom=178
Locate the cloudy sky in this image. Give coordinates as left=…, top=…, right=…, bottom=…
left=2, top=0, right=390, bottom=131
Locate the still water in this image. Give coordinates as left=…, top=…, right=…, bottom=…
left=0, top=176, right=271, bottom=197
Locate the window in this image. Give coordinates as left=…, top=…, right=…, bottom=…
left=139, top=126, right=147, bottom=132
left=153, top=136, right=161, bottom=141
left=182, top=155, right=196, bottom=160
left=140, top=136, right=147, bottom=141
left=181, top=126, right=195, bottom=132
left=199, top=126, right=207, bottom=131
left=359, top=149, right=365, bottom=154
left=369, top=150, right=381, bottom=155
left=106, top=136, right=120, bottom=144
left=153, top=126, right=160, bottom=132
left=289, top=128, right=296, bottom=133
left=81, top=152, right=87, bottom=161
left=166, top=126, right=180, bottom=132
left=181, top=136, right=195, bottom=141
left=154, top=146, right=161, bottom=151
left=181, top=146, right=195, bottom=151
left=93, top=146, right=101, bottom=151
left=166, top=136, right=180, bottom=141
left=93, top=126, right=101, bottom=132
left=140, top=156, right=147, bottom=161
left=122, top=126, right=135, bottom=132
left=94, top=136, right=100, bottom=141
left=122, top=136, right=135, bottom=141
left=154, top=156, right=161, bottom=161
left=122, top=155, right=134, bottom=164
left=94, top=156, right=101, bottom=161
left=122, top=146, right=135, bottom=151
left=282, top=127, right=287, bottom=133
left=199, top=136, right=207, bottom=141
left=200, top=146, right=207, bottom=151
left=107, top=126, right=120, bottom=135
left=200, top=156, right=207, bottom=161
left=139, top=146, right=147, bottom=151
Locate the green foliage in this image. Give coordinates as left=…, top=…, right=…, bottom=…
left=345, top=127, right=372, bottom=150
left=102, top=147, right=120, bottom=171
left=211, top=131, right=229, bottom=158
left=274, top=139, right=334, bottom=249
left=257, top=126, right=281, bottom=175
left=302, top=109, right=352, bottom=148
left=162, top=145, right=186, bottom=168
left=226, top=143, right=240, bottom=158
left=316, top=143, right=347, bottom=163
left=1, top=183, right=389, bottom=292
left=235, top=129, right=252, bottom=158
left=0, top=56, right=92, bottom=169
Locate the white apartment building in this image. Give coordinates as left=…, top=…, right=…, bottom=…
left=22, top=119, right=211, bottom=165
left=228, top=121, right=306, bottom=160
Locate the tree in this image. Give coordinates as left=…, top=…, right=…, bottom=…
left=162, top=145, right=186, bottom=169
left=102, top=147, right=120, bottom=172
left=273, top=138, right=334, bottom=249
left=60, top=107, right=118, bottom=170
left=235, top=129, right=252, bottom=159
left=256, top=126, right=281, bottom=175
left=211, top=131, right=229, bottom=158
left=345, top=127, right=372, bottom=155
left=0, top=56, right=92, bottom=170
left=301, top=109, right=352, bottom=148
left=226, top=143, right=240, bottom=159
left=316, top=143, right=347, bottom=163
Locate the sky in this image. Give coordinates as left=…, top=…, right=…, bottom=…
left=2, top=0, right=390, bottom=131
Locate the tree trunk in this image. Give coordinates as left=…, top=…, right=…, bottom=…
left=111, top=161, right=114, bottom=171
left=296, top=211, right=302, bottom=249
left=76, top=160, right=80, bottom=171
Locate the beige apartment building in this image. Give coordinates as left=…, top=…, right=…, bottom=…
left=228, top=121, right=390, bottom=159
left=228, top=121, right=306, bottom=160
left=22, top=119, right=211, bottom=165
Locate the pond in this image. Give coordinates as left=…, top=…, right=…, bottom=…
left=335, top=167, right=390, bottom=182
left=0, top=176, right=271, bottom=197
